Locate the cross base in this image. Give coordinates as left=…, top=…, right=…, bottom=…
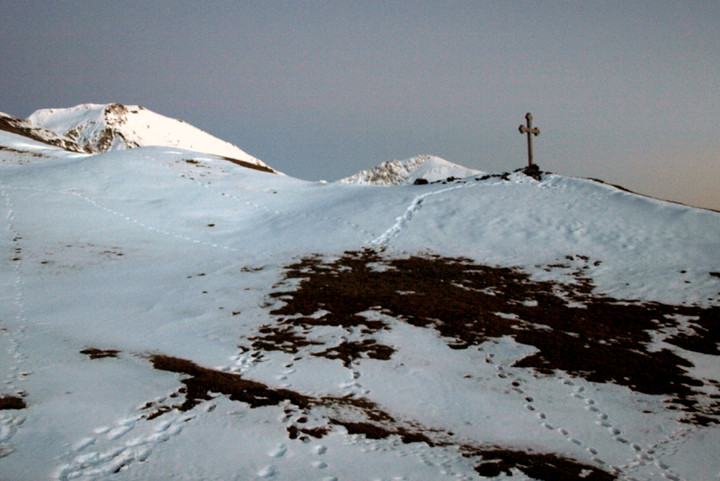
left=523, top=163, right=542, bottom=180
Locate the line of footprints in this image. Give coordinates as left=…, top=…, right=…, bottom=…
left=259, top=442, right=331, bottom=480
left=183, top=170, right=380, bottom=243
left=223, top=349, right=336, bottom=480
left=486, top=352, right=686, bottom=481
left=0, top=186, right=30, bottom=460
left=55, top=402, right=205, bottom=480
left=257, top=354, right=473, bottom=481
left=52, top=338, right=688, bottom=480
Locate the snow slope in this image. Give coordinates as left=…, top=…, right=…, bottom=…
left=27, top=103, right=276, bottom=172
left=1, top=127, right=720, bottom=481
left=339, top=155, right=485, bottom=185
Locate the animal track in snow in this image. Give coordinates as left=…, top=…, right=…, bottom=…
left=67, top=189, right=240, bottom=253
left=0, top=414, right=25, bottom=458
left=55, top=402, right=195, bottom=480
left=558, top=376, right=690, bottom=481
left=221, top=347, right=264, bottom=375
left=339, top=368, right=370, bottom=398
left=7, top=186, right=244, bottom=258
left=273, top=362, right=298, bottom=388
left=481, top=350, right=620, bottom=475
left=257, top=464, right=276, bottom=478
left=0, top=184, right=30, bottom=456
left=183, top=173, right=380, bottom=244
left=268, top=443, right=287, bottom=458
left=369, top=183, right=471, bottom=249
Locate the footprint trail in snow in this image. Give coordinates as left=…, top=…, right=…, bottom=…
left=0, top=184, right=30, bottom=459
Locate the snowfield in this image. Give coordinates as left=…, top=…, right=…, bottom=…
left=1, top=119, right=720, bottom=481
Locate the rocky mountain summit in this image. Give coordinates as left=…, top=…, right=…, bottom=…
left=338, top=154, right=484, bottom=185
left=27, top=103, right=276, bottom=172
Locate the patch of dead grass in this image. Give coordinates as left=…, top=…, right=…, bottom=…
left=0, top=395, right=26, bottom=410
left=256, top=250, right=720, bottom=422
left=80, top=348, right=120, bottom=359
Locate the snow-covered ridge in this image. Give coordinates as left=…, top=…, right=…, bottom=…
left=338, top=154, right=485, bottom=185
left=28, top=103, right=277, bottom=172
left=0, top=111, right=90, bottom=153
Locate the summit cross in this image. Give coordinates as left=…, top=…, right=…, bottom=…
left=518, top=112, right=540, bottom=167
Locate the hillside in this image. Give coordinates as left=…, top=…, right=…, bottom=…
left=1, top=118, right=720, bottom=481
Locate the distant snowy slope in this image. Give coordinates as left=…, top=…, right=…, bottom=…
left=0, top=111, right=90, bottom=154
left=28, top=103, right=276, bottom=172
left=339, top=155, right=485, bottom=185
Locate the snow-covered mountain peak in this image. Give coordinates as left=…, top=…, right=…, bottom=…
left=27, top=103, right=276, bottom=172
left=0, top=110, right=90, bottom=154
left=338, top=154, right=485, bottom=185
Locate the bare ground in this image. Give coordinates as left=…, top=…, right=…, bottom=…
left=254, top=250, right=720, bottom=423
left=134, top=249, right=720, bottom=479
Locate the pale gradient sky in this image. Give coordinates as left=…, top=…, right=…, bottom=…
left=1, top=1, right=719, bottom=210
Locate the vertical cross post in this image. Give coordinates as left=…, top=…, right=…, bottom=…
left=518, top=112, right=540, bottom=167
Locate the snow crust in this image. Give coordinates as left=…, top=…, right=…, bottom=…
left=1, top=126, right=720, bottom=481
left=27, top=103, right=275, bottom=171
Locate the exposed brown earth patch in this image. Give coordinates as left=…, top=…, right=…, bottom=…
left=80, top=348, right=120, bottom=359
left=465, top=447, right=616, bottom=481
left=329, top=418, right=437, bottom=446
left=0, top=395, right=26, bottom=410
left=256, top=250, right=720, bottom=422
left=148, top=354, right=313, bottom=412
left=215, top=155, right=277, bottom=174
left=313, top=339, right=394, bottom=367
left=147, top=354, right=395, bottom=425
left=178, top=155, right=276, bottom=178
left=0, top=145, right=46, bottom=159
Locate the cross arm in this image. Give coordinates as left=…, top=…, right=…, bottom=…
left=519, top=125, right=540, bottom=136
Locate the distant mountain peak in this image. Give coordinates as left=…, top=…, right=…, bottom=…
left=338, top=154, right=485, bottom=186
left=27, top=103, right=276, bottom=172
left=0, top=110, right=90, bottom=153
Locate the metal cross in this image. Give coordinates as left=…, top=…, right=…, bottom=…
left=518, top=112, right=540, bottom=167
